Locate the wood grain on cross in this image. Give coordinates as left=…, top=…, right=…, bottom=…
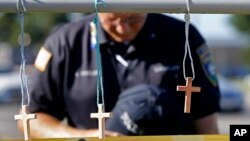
left=177, top=77, right=201, bottom=113
left=91, top=104, right=112, bottom=139
left=14, top=105, right=36, bottom=141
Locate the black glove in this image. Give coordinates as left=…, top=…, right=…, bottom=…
left=105, top=84, right=165, bottom=135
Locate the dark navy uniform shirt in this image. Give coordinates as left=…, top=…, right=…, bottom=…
left=30, top=13, right=220, bottom=134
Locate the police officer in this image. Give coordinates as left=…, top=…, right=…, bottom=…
left=17, top=13, right=220, bottom=137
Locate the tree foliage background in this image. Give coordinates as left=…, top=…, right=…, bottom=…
left=1, top=13, right=248, bottom=47
left=0, top=13, right=69, bottom=48
left=0, top=13, right=250, bottom=66
left=231, top=15, right=250, bottom=36
left=231, top=15, right=250, bottom=64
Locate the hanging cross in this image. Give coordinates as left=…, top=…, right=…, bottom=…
left=14, top=105, right=36, bottom=141
left=177, top=77, right=201, bottom=113
left=90, top=104, right=112, bottom=139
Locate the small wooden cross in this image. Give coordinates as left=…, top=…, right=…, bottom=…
left=14, top=105, right=36, bottom=141
left=177, top=77, right=201, bottom=113
left=90, top=104, right=112, bottom=139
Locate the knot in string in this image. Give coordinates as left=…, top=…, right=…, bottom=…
left=94, top=0, right=105, bottom=13
left=184, top=0, right=191, bottom=23
left=184, top=14, right=190, bottom=22
left=16, top=0, right=27, bottom=12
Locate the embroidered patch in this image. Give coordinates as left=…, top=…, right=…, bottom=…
left=196, top=44, right=218, bottom=86
left=34, top=47, right=52, bottom=72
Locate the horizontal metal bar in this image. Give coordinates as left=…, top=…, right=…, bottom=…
left=0, top=0, right=250, bottom=14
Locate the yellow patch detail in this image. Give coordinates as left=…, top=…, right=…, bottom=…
left=34, top=47, right=52, bottom=72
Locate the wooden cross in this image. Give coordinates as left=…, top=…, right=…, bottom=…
left=91, top=104, right=112, bottom=139
left=14, top=105, right=36, bottom=141
left=177, top=77, right=201, bottom=113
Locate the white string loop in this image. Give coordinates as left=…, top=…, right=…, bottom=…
left=183, top=0, right=195, bottom=81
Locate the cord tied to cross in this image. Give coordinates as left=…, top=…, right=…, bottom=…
left=177, top=0, right=201, bottom=113
left=90, top=0, right=111, bottom=139
left=14, top=1, right=36, bottom=141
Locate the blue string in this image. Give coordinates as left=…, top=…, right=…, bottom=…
left=17, top=1, right=30, bottom=106
left=94, top=0, right=105, bottom=105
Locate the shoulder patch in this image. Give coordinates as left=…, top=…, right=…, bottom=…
left=34, top=47, right=52, bottom=72
left=196, top=44, right=218, bottom=86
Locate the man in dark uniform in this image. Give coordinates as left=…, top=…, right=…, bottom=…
left=17, top=13, right=220, bottom=137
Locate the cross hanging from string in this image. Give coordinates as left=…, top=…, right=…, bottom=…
left=90, top=0, right=112, bottom=139
left=91, top=104, right=112, bottom=139
left=15, top=1, right=37, bottom=141
left=176, top=0, right=202, bottom=113
left=177, top=77, right=201, bottom=113
left=15, top=105, right=36, bottom=141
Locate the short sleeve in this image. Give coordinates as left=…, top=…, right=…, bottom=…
left=187, top=25, right=221, bottom=120
left=29, top=29, right=67, bottom=120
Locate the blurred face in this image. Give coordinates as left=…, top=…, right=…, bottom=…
left=98, top=13, right=147, bottom=42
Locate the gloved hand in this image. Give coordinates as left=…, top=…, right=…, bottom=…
left=106, top=84, right=165, bottom=135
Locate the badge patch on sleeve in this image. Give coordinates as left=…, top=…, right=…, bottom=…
left=34, top=47, right=52, bottom=72
left=196, top=44, right=218, bottom=86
